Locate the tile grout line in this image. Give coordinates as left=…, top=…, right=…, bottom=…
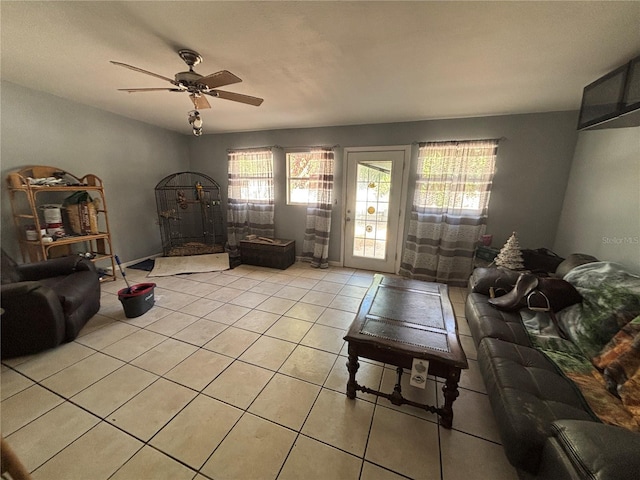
left=2, top=267, right=510, bottom=478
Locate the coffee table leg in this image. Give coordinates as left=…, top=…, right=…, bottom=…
left=386, top=367, right=404, bottom=405
left=346, top=352, right=360, bottom=399
left=441, top=371, right=461, bottom=429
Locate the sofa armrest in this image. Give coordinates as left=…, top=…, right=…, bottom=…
left=1, top=282, right=66, bottom=359
left=17, top=256, right=96, bottom=281
left=540, top=420, right=640, bottom=480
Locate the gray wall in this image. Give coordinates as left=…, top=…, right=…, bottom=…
left=554, top=126, right=640, bottom=273
left=2, top=81, right=591, bottom=268
left=189, top=112, right=580, bottom=262
left=1, top=81, right=190, bottom=263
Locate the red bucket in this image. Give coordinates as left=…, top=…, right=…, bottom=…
left=117, top=283, right=156, bottom=318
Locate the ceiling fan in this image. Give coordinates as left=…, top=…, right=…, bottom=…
left=111, top=49, right=264, bottom=110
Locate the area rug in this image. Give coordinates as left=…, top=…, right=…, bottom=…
left=148, top=253, right=230, bottom=277
left=128, top=258, right=155, bottom=271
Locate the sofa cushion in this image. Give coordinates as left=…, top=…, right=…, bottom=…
left=477, top=337, right=597, bottom=474
left=537, top=436, right=583, bottom=480
left=555, top=253, right=598, bottom=279
left=63, top=283, right=100, bottom=341
left=550, top=420, right=640, bottom=480
left=0, top=282, right=66, bottom=358
left=465, top=292, right=531, bottom=347
left=40, top=271, right=99, bottom=315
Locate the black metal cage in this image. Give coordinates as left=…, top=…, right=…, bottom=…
left=155, top=172, right=224, bottom=256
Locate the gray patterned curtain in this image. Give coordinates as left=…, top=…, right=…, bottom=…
left=400, top=140, right=498, bottom=286
left=227, top=149, right=274, bottom=257
left=301, top=149, right=334, bottom=268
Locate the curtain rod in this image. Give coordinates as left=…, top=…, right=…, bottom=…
left=227, top=145, right=282, bottom=153
left=414, top=137, right=506, bottom=146
left=227, top=144, right=340, bottom=153
left=281, top=144, right=340, bottom=151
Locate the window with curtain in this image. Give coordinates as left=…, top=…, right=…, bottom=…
left=227, top=149, right=274, bottom=257
left=292, top=149, right=334, bottom=268
left=287, top=151, right=323, bottom=205
left=400, top=140, right=498, bottom=286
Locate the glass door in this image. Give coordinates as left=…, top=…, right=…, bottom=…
left=344, top=147, right=409, bottom=272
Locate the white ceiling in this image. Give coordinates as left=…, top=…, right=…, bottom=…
left=2, top=1, right=639, bottom=135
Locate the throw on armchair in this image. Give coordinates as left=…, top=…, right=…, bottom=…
left=1, top=249, right=101, bottom=359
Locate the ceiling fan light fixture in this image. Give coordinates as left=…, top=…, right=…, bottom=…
left=188, top=110, right=203, bottom=128
left=111, top=50, right=264, bottom=133
left=188, top=110, right=203, bottom=136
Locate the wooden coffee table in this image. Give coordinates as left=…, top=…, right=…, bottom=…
left=344, top=274, right=468, bottom=428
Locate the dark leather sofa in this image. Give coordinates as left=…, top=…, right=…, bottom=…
left=1, top=250, right=101, bottom=359
left=465, top=256, right=640, bottom=480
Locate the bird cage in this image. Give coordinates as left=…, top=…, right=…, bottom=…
left=155, top=172, right=224, bottom=256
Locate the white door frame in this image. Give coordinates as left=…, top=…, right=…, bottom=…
left=340, top=145, right=411, bottom=273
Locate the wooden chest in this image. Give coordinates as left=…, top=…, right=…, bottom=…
left=239, top=239, right=295, bottom=269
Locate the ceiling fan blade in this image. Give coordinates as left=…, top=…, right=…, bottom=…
left=118, top=88, right=184, bottom=92
left=110, top=61, right=177, bottom=85
left=199, top=70, right=242, bottom=89
left=190, top=94, right=211, bottom=109
left=208, top=90, right=264, bottom=106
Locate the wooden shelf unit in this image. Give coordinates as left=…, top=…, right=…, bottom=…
left=6, top=165, right=116, bottom=281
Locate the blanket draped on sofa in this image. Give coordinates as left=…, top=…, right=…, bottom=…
left=523, top=262, right=640, bottom=431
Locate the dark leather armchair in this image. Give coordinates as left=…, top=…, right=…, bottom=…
left=1, top=249, right=101, bottom=359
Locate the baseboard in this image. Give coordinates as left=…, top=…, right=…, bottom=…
left=294, top=257, right=343, bottom=268
left=110, top=255, right=342, bottom=273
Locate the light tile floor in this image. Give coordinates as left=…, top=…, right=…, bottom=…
left=1, top=262, right=519, bottom=480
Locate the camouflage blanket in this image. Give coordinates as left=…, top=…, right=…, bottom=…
left=523, top=262, right=640, bottom=431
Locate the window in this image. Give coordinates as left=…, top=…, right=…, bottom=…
left=400, top=139, right=498, bottom=285
left=287, top=151, right=333, bottom=205
left=226, top=149, right=275, bottom=251
left=228, top=149, right=274, bottom=203
left=414, top=140, right=497, bottom=216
